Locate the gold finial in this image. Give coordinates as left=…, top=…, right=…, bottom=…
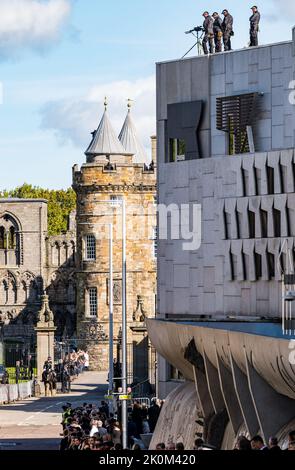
left=127, top=98, right=133, bottom=111
left=104, top=96, right=108, bottom=111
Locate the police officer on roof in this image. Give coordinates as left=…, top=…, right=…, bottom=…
left=221, top=9, right=234, bottom=52
left=249, top=6, right=260, bottom=47
left=202, top=11, right=214, bottom=55
left=212, top=12, right=223, bottom=53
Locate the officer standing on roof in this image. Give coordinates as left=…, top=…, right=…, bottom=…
left=221, top=9, right=234, bottom=51
left=249, top=6, right=260, bottom=47
left=202, top=11, right=214, bottom=55
left=212, top=12, right=223, bottom=53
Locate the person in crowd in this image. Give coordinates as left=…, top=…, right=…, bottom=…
left=235, top=436, right=252, bottom=450
left=251, top=435, right=268, bottom=450
left=249, top=6, right=260, bottom=47
left=156, top=442, right=166, bottom=450
left=111, top=421, right=122, bottom=446
left=141, top=403, right=150, bottom=434
left=202, top=11, right=214, bottom=55
left=131, top=402, right=143, bottom=437
left=148, top=398, right=161, bottom=432
left=84, top=350, right=89, bottom=371
left=221, top=9, right=234, bottom=51
left=167, top=442, right=176, bottom=450
left=212, top=12, right=223, bottom=53
left=176, top=442, right=185, bottom=450
left=194, top=438, right=204, bottom=450
left=268, top=436, right=281, bottom=451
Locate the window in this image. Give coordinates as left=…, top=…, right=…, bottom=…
left=169, top=138, right=186, bottom=162
left=0, top=227, right=5, bottom=249
left=216, top=93, right=258, bottom=155
left=110, top=195, right=123, bottom=207
left=89, top=287, right=97, bottom=317
left=255, top=252, right=262, bottom=279
left=248, top=210, right=256, bottom=239
left=260, top=209, right=268, bottom=238
left=267, top=166, right=274, bottom=194
left=267, top=252, right=275, bottom=279
left=273, top=208, right=281, bottom=238
left=85, top=235, right=96, bottom=260
left=152, top=227, right=158, bottom=259
left=0, top=215, right=20, bottom=266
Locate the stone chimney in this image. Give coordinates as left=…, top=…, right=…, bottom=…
left=151, top=135, right=157, bottom=163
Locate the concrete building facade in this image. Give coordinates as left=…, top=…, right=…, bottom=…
left=148, top=29, right=295, bottom=449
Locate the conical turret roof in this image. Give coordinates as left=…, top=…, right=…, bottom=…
left=85, top=100, right=128, bottom=157
left=119, top=103, right=150, bottom=165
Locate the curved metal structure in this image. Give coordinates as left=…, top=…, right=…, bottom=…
left=147, top=318, right=295, bottom=448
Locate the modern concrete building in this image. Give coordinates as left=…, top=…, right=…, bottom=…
left=147, top=28, right=295, bottom=449
left=73, top=103, right=157, bottom=383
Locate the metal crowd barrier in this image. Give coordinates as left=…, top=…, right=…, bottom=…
left=0, top=381, right=33, bottom=404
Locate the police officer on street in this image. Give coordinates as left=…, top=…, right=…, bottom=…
left=202, top=11, right=214, bottom=55
left=249, top=6, right=260, bottom=47
left=222, top=9, right=234, bottom=51
left=212, top=12, right=223, bottom=53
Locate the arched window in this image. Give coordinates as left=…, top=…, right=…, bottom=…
left=0, top=280, right=8, bottom=304
left=60, top=242, right=67, bottom=265
left=8, top=226, right=16, bottom=249
left=20, top=281, right=27, bottom=303
left=69, top=241, right=75, bottom=266
left=52, top=242, right=60, bottom=266
left=8, top=280, right=17, bottom=304
left=0, top=215, right=21, bottom=266
left=0, top=227, right=5, bottom=249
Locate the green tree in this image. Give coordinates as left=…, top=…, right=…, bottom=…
left=0, top=183, right=76, bottom=236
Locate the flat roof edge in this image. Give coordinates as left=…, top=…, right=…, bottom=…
left=0, top=198, right=48, bottom=204
left=156, top=40, right=293, bottom=66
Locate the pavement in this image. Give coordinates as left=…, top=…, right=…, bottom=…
left=0, top=371, right=108, bottom=450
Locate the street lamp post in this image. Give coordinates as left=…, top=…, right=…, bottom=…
left=108, top=223, right=114, bottom=414
left=80, top=198, right=128, bottom=448
left=121, top=198, right=128, bottom=449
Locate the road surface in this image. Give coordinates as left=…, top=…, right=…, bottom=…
left=0, top=371, right=108, bottom=450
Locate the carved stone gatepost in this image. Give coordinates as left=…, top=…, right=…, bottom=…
left=130, top=295, right=151, bottom=384
left=34, top=295, right=56, bottom=381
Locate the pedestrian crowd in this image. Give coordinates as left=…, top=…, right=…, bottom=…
left=233, top=433, right=295, bottom=451
left=59, top=398, right=163, bottom=451
left=154, top=431, right=295, bottom=451
left=41, top=349, right=89, bottom=396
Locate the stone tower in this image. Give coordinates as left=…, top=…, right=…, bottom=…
left=73, top=100, right=157, bottom=381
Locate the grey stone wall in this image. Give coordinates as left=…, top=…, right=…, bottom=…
left=0, top=199, right=47, bottom=340
left=0, top=200, right=77, bottom=344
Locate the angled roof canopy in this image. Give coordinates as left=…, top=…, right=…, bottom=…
left=119, top=101, right=150, bottom=165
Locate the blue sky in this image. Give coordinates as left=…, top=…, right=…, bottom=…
left=0, top=0, right=294, bottom=189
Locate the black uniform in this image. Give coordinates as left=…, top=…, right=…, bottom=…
left=202, top=16, right=214, bottom=55
left=213, top=16, right=223, bottom=53
left=249, top=11, right=260, bottom=47
left=222, top=13, right=234, bottom=51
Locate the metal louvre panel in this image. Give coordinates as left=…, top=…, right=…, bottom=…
left=216, top=93, right=258, bottom=154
